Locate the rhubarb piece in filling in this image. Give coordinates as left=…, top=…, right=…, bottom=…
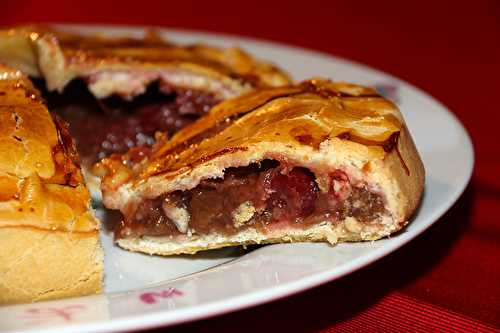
left=43, top=80, right=220, bottom=166
left=115, top=160, right=387, bottom=239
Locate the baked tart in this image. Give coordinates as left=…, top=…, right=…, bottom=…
left=96, top=79, right=425, bottom=255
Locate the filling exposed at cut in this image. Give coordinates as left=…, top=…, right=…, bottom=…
left=40, top=80, right=220, bottom=166
left=115, top=160, right=387, bottom=239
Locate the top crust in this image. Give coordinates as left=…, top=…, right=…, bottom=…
left=98, top=79, right=425, bottom=224
left=0, top=64, right=98, bottom=232
left=0, top=25, right=291, bottom=99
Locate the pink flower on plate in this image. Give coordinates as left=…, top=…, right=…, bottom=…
left=20, top=304, right=85, bottom=324
left=140, top=288, right=184, bottom=304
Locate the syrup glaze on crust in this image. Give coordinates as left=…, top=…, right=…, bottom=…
left=145, top=79, right=401, bottom=172
left=0, top=64, right=98, bottom=232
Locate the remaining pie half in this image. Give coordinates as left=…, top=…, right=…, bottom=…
left=0, top=25, right=290, bottom=100
left=97, top=79, right=425, bottom=255
left=0, top=26, right=291, bottom=176
left=0, top=65, right=103, bottom=304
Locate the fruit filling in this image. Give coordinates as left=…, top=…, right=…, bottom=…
left=115, top=160, right=387, bottom=239
left=43, top=80, right=220, bottom=166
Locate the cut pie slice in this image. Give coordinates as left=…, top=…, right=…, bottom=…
left=0, top=65, right=103, bottom=304
left=97, top=79, right=425, bottom=255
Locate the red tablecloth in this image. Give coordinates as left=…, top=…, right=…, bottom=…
left=3, top=0, right=499, bottom=331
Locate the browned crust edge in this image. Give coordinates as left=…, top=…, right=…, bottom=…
left=383, top=124, right=425, bottom=224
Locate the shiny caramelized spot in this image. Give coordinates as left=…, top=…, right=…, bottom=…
left=290, top=125, right=329, bottom=150
left=383, top=132, right=400, bottom=152
left=192, top=146, right=249, bottom=166
left=337, top=132, right=351, bottom=140
left=125, top=146, right=152, bottom=165
left=50, top=115, right=83, bottom=186
left=362, top=162, right=372, bottom=173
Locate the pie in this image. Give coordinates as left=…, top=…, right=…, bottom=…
left=0, top=27, right=424, bottom=304
left=96, top=79, right=425, bottom=255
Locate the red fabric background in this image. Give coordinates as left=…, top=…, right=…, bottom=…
left=2, top=0, right=499, bottom=331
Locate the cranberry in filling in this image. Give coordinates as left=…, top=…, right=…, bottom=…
left=115, top=161, right=387, bottom=239
left=42, top=80, right=220, bottom=166
left=264, top=167, right=319, bottom=221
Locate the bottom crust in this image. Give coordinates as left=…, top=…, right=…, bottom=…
left=0, top=226, right=103, bottom=305
left=117, top=215, right=401, bottom=256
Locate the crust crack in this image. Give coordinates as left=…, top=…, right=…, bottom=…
left=0, top=233, right=49, bottom=278
left=33, top=261, right=101, bottom=301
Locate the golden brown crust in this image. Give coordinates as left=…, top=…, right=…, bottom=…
left=144, top=80, right=398, bottom=176
left=0, top=65, right=102, bottom=304
left=0, top=64, right=97, bottom=232
left=0, top=25, right=291, bottom=99
left=98, top=79, right=425, bottom=255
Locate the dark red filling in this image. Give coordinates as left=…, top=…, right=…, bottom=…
left=115, top=161, right=386, bottom=239
left=43, top=80, right=219, bottom=166
left=265, top=167, right=319, bottom=220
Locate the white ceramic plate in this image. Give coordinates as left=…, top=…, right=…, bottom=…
left=0, top=25, right=474, bottom=333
